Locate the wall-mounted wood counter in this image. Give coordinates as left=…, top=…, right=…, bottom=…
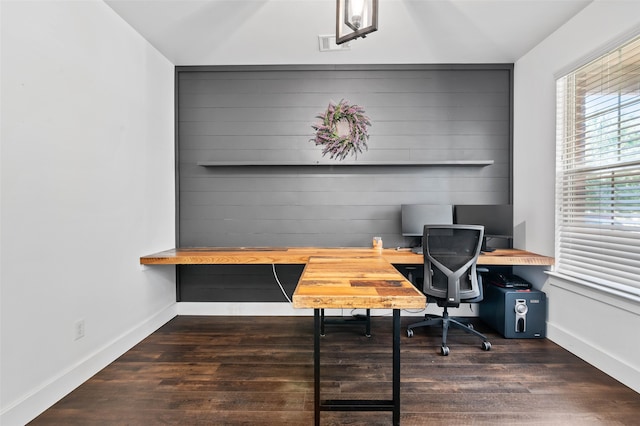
left=140, top=247, right=554, bottom=267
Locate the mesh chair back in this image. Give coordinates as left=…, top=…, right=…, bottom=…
left=422, top=225, right=484, bottom=305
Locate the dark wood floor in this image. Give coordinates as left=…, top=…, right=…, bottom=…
left=31, top=315, right=640, bottom=425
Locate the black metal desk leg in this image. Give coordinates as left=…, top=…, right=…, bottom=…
left=393, top=308, right=401, bottom=426
left=314, top=309, right=321, bottom=426
left=314, top=308, right=400, bottom=425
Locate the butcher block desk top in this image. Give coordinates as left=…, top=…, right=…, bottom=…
left=139, top=247, right=554, bottom=266
left=292, top=256, right=426, bottom=310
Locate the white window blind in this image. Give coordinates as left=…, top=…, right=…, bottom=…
left=556, top=34, right=640, bottom=297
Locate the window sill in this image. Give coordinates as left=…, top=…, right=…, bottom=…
left=545, top=271, right=640, bottom=310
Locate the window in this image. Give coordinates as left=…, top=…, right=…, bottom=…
left=555, top=35, right=640, bottom=298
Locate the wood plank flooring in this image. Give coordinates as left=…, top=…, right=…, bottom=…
left=30, top=315, right=640, bottom=425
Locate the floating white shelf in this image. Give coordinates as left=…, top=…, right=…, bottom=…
left=197, top=160, right=494, bottom=167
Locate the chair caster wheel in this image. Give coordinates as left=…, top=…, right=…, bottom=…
left=467, top=323, right=474, bottom=330
left=407, top=328, right=414, bottom=338
left=440, top=346, right=450, bottom=356
left=482, top=341, right=491, bottom=351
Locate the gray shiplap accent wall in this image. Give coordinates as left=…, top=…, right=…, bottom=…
left=176, top=65, right=513, bottom=302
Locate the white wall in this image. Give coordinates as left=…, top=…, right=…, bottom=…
left=2, top=1, right=638, bottom=423
left=0, top=1, right=176, bottom=424
left=513, top=0, right=640, bottom=392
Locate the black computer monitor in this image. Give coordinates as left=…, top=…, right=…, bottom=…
left=401, top=204, right=454, bottom=237
left=454, top=204, right=513, bottom=251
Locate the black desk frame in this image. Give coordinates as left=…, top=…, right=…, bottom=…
left=313, top=309, right=401, bottom=426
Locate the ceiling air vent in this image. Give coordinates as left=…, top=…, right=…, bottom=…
left=318, top=35, right=351, bottom=52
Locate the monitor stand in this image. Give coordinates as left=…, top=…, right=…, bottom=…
left=481, top=237, right=496, bottom=253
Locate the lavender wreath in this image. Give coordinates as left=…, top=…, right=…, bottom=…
left=310, top=100, right=371, bottom=160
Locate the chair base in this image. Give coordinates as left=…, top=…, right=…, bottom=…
left=406, top=307, right=491, bottom=355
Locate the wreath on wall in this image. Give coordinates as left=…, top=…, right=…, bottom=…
left=310, top=99, right=371, bottom=160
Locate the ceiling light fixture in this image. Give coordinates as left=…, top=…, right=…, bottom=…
left=336, top=0, right=378, bottom=45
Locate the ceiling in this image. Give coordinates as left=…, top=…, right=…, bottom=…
left=105, top=0, right=593, bottom=65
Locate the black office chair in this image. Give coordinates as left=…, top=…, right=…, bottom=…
left=406, top=224, right=491, bottom=356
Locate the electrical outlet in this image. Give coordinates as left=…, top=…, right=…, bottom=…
left=74, top=319, right=85, bottom=340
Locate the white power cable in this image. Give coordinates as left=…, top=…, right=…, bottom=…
left=272, top=264, right=292, bottom=304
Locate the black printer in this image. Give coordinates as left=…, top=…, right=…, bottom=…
left=483, top=271, right=532, bottom=289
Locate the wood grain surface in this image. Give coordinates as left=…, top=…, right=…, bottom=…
left=140, top=247, right=555, bottom=266
left=292, top=257, right=426, bottom=309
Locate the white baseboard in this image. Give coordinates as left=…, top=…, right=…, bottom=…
left=547, top=322, right=640, bottom=393
left=177, top=301, right=480, bottom=317
left=178, top=302, right=314, bottom=316
left=0, top=303, right=177, bottom=426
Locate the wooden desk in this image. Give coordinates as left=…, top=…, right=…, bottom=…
left=293, top=256, right=425, bottom=426
left=293, top=256, right=426, bottom=309
left=382, top=248, right=555, bottom=266
left=139, top=246, right=552, bottom=425
left=140, top=247, right=555, bottom=267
